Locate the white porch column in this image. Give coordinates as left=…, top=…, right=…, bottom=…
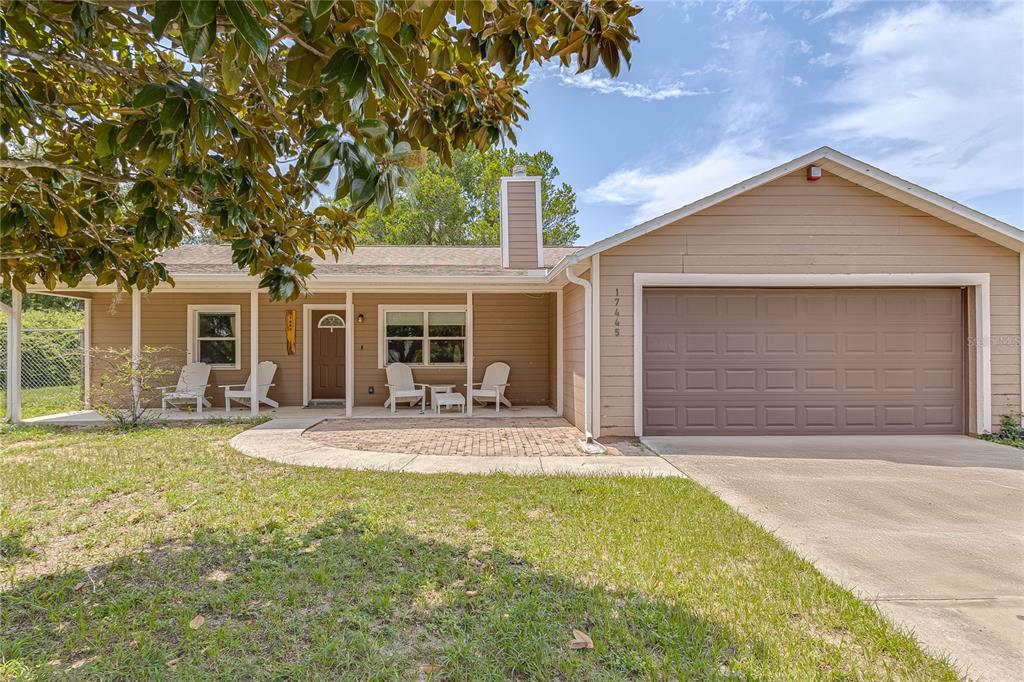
left=466, top=291, right=474, bottom=416
left=131, top=289, right=141, bottom=409
left=590, top=253, right=601, bottom=437
left=250, top=289, right=259, bottom=416
left=556, top=289, right=564, bottom=417
left=7, top=290, right=23, bottom=423
left=345, top=291, right=354, bottom=417
left=83, top=298, right=91, bottom=406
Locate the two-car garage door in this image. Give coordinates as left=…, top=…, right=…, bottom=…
left=641, top=288, right=965, bottom=435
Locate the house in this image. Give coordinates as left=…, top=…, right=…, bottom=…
left=11, top=147, right=1024, bottom=437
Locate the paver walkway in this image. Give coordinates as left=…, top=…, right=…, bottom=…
left=229, top=417, right=680, bottom=476
left=309, top=418, right=595, bottom=457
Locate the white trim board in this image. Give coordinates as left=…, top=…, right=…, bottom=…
left=185, top=304, right=242, bottom=370
left=631, top=272, right=993, bottom=437
left=302, top=303, right=349, bottom=406
left=376, top=304, right=468, bottom=370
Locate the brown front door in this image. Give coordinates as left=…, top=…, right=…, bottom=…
left=641, top=288, right=965, bottom=435
left=311, top=310, right=346, bottom=400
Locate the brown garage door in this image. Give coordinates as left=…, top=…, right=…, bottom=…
left=642, top=288, right=965, bottom=435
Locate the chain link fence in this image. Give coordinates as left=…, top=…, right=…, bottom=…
left=0, top=326, right=86, bottom=420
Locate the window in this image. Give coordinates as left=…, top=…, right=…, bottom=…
left=188, top=305, right=240, bottom=369
left=380, top=308, right=466, bottom=367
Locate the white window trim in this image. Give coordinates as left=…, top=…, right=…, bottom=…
left=186, top=304, right=242, bottom=370
left=631, top=272, right=992, bottom=437
left=377, top=304, right=468, bottom=369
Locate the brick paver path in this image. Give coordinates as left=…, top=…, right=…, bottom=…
left=306, top=418, right=589, bottom=457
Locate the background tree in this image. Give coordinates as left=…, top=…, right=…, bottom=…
left=1, top=0, right=640, bottom=300
left=359, top=148, right=579, bottom=245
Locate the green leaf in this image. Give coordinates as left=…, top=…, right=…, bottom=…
left=250, top=0, right=268, bottom=17
left=465, top=0, right=484, bottom=32
left=356, top=119, right=388, bottom=138
left=309, top=0, right=335, bottom=18
left=133, top=83, right=168, bottom=108
left=420, top=0, right=450, bottom=36
left=159, top=97, right=188, bottom=133
left=181, top=21, right=216, bottom=60
left=94, top=122, right=115, bottom=157
left=151, top=0, right=180, bottom=38
left=224, top=0, right=269, bottom=62
left=222, top=37, right=245, bottom=93
left=377, top=10, right=401, bottom=38
left=180, top=0, right=217, bottom=28
left=322, top=48, right=358, bottom=84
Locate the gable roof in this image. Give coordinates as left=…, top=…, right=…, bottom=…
left=159, top=244, right=580, bottom=278
left=563, top=147, right=1024, bottom=267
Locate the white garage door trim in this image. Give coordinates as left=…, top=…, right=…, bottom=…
left=632, top=272, right=992, bottom=437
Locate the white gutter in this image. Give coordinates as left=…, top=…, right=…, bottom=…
left=564, top=257, right=605, bottom=453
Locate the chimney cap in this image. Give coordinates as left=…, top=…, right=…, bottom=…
left=511, top=164, right=527, bottom=177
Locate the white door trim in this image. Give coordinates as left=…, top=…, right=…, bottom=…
left=632, top=272, right=992, bottom=437
left=302, top=303, right=348, bottom=406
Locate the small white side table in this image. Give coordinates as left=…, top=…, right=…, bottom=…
left=433, top=391, right=466, bottom=414
left=427, top=384, right=456, bottom=408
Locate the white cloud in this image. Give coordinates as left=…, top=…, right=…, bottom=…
left=583, top=144, right=787, bottom=223
left=819, top=2, right=1024, bottom=200
left=582, top=25, right=792, bottom=225
left=554, top=70, right=714, bottom=101
left=812, top=0, right=863, bottom=23
left=786, top=75, right=806, bottom=87
left=793, top=39, right=812, bottom=54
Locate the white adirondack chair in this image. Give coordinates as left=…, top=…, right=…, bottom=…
left=221, top=361, right=279, bottom=413
left=384, top=362, right=426, bottom=413
left=159, top=362, right=212, bottom=413
left=468, top=361, right=511, bottom=413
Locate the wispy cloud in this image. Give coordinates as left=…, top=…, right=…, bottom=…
left=547, top=69, right=716, bottom=101
left=819, top=2, right=1024, bottom=200
left=582, top=26, right=791, bottom=224
left=811, top=0, right=863, bottom=23
left=786, top=75, right=806, bottom=87
left=583, top=144, right=787, bottom=223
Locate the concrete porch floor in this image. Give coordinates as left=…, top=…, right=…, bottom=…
left=22, top=404, right=558, bottom=426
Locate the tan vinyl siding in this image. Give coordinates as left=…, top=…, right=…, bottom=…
left=88, top=292, right=250, bottom=408
left=506, top=180, right=540, bottom=269
left=562, top=279, right=587, bottom=429
left=86, top=290, right=554, bottom=409
left=598, top=169, right=1021, bottom=436
left=473, top=293, right=550, bottom=405
left=353, top=293, right=466, bottom=407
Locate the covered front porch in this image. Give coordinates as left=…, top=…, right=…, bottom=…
left=24, top=403, right=559, bottom=426
left=10, top=284, right=571, bottom=426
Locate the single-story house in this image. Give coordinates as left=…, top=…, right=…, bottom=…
left=11, top=146, right=1024, bottom=437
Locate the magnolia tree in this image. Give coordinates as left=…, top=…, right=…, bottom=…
left=1, top=0, right=640, bottom=300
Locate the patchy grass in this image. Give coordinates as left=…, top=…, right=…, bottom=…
left=0, top=424, right=958, bottom=680
left=0, top=385, right=82, bottom=421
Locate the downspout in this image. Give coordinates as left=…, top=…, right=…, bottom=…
left=564, top=257, right=606, bottom=454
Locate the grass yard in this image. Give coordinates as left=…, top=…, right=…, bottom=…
left=0, top=385, right=83, bottom=421
left=1, top=424, right=957, bottom=680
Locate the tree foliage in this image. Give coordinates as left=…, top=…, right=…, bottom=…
left=358, top=147, right=579, bottom=245
left=0, top=0, right=639, bottom=299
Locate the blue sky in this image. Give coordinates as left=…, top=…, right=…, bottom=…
left=514, top=0, right=1024, bottom=245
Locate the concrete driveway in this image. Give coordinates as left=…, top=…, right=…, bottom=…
left=644, top=435, right=1024, bottom=681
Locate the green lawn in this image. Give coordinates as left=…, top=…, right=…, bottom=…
left=0, top=424, right=958, bottom=680
left=0, top=385, right=83, bottom=421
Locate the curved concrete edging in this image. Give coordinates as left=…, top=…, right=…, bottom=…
left=228, top=417, right=682, bottom=477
